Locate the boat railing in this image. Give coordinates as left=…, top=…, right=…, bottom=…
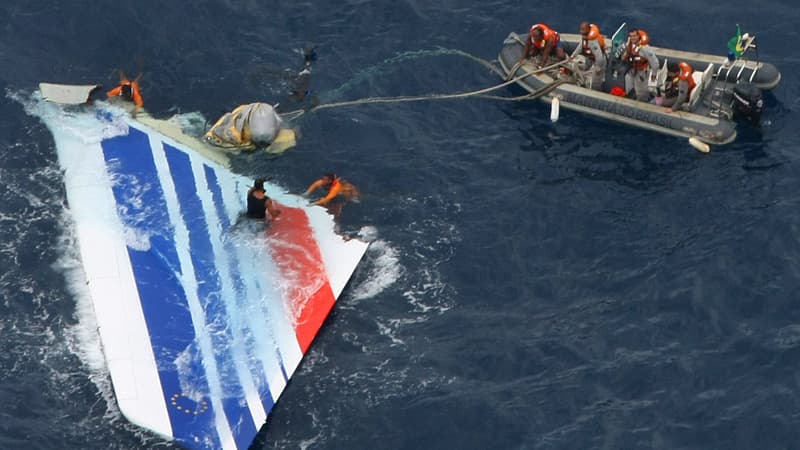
left=706, top=33, right=760, bottom=118
left=715, top=33, right=759, bottom=84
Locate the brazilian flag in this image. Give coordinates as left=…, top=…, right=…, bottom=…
left=727, top=25, right=744, bottom=58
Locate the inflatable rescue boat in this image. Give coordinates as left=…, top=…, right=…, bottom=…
left=498, top=23, right=781, bottom=148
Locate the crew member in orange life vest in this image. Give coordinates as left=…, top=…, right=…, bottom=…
left=519, top=23, right=567, bottom=68
left=570, top=21, right=607, bottom=90
left=621, top=28, right=660, bottom=102
left=664, top=62, right=697, bottom=112
left=106, top=70, right=144, bottom=110
left=304, top=173, right=359, bottom=206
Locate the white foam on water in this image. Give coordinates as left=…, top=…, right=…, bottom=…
left=265, top=235, right=328, bottom=323
left=349, top=230, right=402, bottom=302
left=12, top=91, right=120, bottom=417
left=13, top=92, right=130, bottom=145
left=166, top=111, right=209, bottom=138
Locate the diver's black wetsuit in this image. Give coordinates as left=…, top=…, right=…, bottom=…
left=246, top=190, right=269, bottom=219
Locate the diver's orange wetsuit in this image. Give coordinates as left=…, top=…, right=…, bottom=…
left=106, top=78, right=143, bottom=107
left=304, top=175, right=358, bottom=206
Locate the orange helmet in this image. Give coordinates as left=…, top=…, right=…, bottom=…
left=637, top=29, right=650, bottom=46
left=585, top=23, right=599, bottom=40
left=629, top=29, right=650, bottom=46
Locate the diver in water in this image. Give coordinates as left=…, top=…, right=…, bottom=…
left=304, top=172, right=359, bottom=218
left=304, top=173, right=359, bottom=206
left=246, top=178, right=281, bottom=221
left=245, top=44, right=318, bottom=113
left=289, top=44, right=317, bottom=102
left=106, top=69, right=144, bottom=111
left=276, top=44, right=319, bottom=112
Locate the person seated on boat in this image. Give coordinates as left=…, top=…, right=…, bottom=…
left=621, top=28, right=659, bottom=102
left=519, top=23, right=567, bottom=69
left=246, top=178, right=281, bottom=221
left=663, top=62, right=696, bottom=113
left=106, top=69, right=143, bottom=111
left=304, top=173, right=359, bottom=206
left=570, top=21, right=607, bottom=91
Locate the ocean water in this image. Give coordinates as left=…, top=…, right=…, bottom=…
left=2, top=1, right=800, bottom=449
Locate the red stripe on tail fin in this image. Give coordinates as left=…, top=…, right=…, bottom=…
left=266, top=203, right=335, bottom=353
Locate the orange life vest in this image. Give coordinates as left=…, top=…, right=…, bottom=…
left=106, top=80, right=143, bottom=107
left=315, top=177, right=342, bottom=205
left=676, top=62, right=696, bottom=93
left=625, top=30, right=651, bottom=71
left=329, top=178, right=341, bottom=194
left=580, top=23, right=606, bottom=59
left=530, top=23, right=559, bottom=50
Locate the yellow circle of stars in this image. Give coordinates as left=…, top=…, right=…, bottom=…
left=170, top=393, right=209, bottom=415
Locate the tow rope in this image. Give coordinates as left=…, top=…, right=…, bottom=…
left=279, top=52, right=571, bottom=121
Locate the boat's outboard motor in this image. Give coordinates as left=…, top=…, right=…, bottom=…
left=732, top=82, right=764, bottom=124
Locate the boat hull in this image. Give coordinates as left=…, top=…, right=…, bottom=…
left=498, top=31, right=782, bottom=145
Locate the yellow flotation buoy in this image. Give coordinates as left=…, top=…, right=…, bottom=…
left=550, top=96, right=560, bottom=123
left=688, top=136, right=710, bottom=153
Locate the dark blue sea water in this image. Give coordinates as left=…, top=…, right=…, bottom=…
left=2, top=1, right=800, bottom=449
